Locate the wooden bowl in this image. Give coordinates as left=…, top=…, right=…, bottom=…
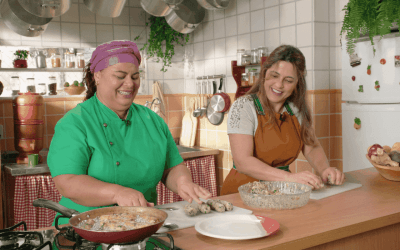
left=365, top=154, right=400, bottom=181
left=64, top=86, right=86, bottom=95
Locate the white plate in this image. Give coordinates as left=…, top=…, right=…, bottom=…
left=195, top=214, right=280, bottom=240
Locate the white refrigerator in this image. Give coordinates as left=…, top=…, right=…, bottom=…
left=341, top=35, right=400, bottom=172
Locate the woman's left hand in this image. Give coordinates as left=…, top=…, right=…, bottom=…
left=321, top=167, right=345, bottom=185
left=176, top=179, right=212, bottom=204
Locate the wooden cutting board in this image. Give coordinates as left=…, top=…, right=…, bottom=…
left=180, top=97, right=193, bottom=147
left=189, top=98, right=197, bottom=147
left=155, top=199, right=254, bottom=233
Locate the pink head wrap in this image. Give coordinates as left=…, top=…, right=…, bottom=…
left=89, top=40, right=141, bottom=73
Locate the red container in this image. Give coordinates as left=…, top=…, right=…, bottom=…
left=13, top=92, right=44, bottom=164
left=14, top=59, right=27, bottom=68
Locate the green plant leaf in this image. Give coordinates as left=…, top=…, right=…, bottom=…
left=135, top=16, right=190, bottom=72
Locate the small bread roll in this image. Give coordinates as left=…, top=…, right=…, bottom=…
left=184, top=204, right=199, bottom=216
left=206, top=200, right=226, bottom=212
left=198, top=202, right=211, bottom=214
left=392, top=142, right=400, bottom=152
left=383, top=145, right=391, bottom=154
left=214, top=199, right=233, bottom=211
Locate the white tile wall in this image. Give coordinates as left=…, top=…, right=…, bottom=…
left=314, top=0, right=329, bottom=22
left=280, top=2, right=296, bottom=27
left=0, top=0, right=345, bottom=95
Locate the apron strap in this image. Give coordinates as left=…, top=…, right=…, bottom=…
left=251, top=94, right=294, bottom=117
left=251, top=94, right=265, bottom=115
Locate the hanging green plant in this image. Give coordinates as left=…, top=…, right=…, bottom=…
left=340, top=0, right=400, bottom=56
left=134, top=16, right=189, bottom=72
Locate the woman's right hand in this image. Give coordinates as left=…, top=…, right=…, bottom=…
left=113, top=186, right=154, bottom=207
left=286, top=171, right=323, bottom=190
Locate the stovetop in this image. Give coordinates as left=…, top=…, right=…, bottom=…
left=0, top=221, right=52, bottom=250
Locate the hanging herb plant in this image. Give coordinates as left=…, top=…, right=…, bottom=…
left=340, top=0, right=400, bottom=56
left=134, top=16, right=189, bottom=72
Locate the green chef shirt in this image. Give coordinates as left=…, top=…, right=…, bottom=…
left=47, top=93, right=183, bottom=225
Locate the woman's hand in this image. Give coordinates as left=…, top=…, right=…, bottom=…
left=321, top=167, right=345, bottom=185
left=113, top=186, right=154, bottom=207
left=176, top=179, right=212, bottom=204
left=286, top=171, right=324, bottom=190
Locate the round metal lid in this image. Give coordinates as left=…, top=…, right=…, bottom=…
left=206, top=104, right=224, bottom=125
left=210, top=94, right=225, bottom=112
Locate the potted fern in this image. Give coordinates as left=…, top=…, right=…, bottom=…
left=135, top=16, right=189, bottom=72
left=340, top=0, right=399, bottom=56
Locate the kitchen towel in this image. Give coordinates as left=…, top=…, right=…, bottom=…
left=151, top=81, right=166, bottom=123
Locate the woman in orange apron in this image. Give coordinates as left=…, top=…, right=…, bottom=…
left=221, top=45, right=345, bottom=196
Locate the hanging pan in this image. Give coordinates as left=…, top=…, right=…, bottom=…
left=1, top=0, right=52, bottom=37
left=196, top=0, right=230, bottom=10
left=140, top=0, right=183, bottom=17
left=84, top=0, right=126, bottom=18
left=33, top=199, right=168, bottom=244
left=210, top=77, right=231, bottom=113
left=165, top=0, right=205, bottom=34
left=17, top=0, right=71, bottom=18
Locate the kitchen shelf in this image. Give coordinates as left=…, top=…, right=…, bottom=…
left=231, top=56, right=267, bottom=100
left=0, top=68, right=84, bottom=72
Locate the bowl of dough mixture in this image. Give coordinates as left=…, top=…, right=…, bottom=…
left=238, top=181, right=312, bottom=210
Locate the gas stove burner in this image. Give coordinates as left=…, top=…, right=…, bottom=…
left=101, top=238, right=148, bottom=250
left=0, top=221, right=50, bottom=250
left=0, top=234, right=18, bottom=247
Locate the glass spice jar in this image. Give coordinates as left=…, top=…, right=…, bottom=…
left=64, top=51, right=75, bottom=68
left=242, top=54, right=251, bottom=66
left=241, top=73, right=249, bottom=87
left=48, top=76, right=57, bottom=95
left=10, top=76, right=20, bottom=94
left=237, top=49, right=245, bottom=66
left=258, top=46, right=268, bottom=61
left=37, top=82, right=46, bottom=95
left=26, top=78, right=36, bottom=93
left=251, top=49, right=258, bottom=64
left=76, top=53, right=85, bottom=68
left=50, top=53, right=61, bottom=68
left=248, top=69, right=259, bottom=86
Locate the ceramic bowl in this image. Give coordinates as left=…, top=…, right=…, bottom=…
left=64, top=86, right=86, bottom=95
left=238, top=181, right=312, bottom=210
left=365, top=154, right=400, bottom=181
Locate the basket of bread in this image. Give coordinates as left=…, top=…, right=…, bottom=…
left=366, top=143, right=400, bottom=181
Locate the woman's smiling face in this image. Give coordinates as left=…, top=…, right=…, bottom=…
left=94, top=62, right=140, bottom=118
left=264, top=60, right=298, bottom=113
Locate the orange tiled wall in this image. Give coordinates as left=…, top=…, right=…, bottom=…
left=0, top=90, right=342, bottom=195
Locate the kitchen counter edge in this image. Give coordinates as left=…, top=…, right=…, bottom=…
left=3, top=147, right=220, bottom=176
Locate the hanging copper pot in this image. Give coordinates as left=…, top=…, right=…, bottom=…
left=13, top=92, right=45, bottom=164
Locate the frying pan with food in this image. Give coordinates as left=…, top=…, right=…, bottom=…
left=32, top=199, right=168, bottom=244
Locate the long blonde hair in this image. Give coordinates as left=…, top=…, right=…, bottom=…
left=246, top=45, right=316, bottom=146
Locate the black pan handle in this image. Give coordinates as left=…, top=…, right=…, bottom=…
left=33, top=198, right=80, bottom=218
left=218, top=78, right=223, bottom=92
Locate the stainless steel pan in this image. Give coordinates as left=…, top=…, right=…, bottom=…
left=1, top=0, right=52, bottom=37
left=83, top=0, right=126, bottom=18
left=18, top=0, right=71, bottom=18
left=165, top=0, right=205, bottom=34
left=196, top=0, right=230, bottom=10
left=33, top=199, right=168, bottom=244
left=140, top=0, right=175, bottom=17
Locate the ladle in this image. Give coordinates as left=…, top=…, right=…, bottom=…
left=193, top=79, right=202, bottom=117
left=199, top=77, right=208, bottom=116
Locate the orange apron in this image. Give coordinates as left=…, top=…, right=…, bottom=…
left=221, top=94, right=303, bottom=196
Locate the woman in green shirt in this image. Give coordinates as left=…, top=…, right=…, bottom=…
left=48, top=40, right=211, bottom=224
